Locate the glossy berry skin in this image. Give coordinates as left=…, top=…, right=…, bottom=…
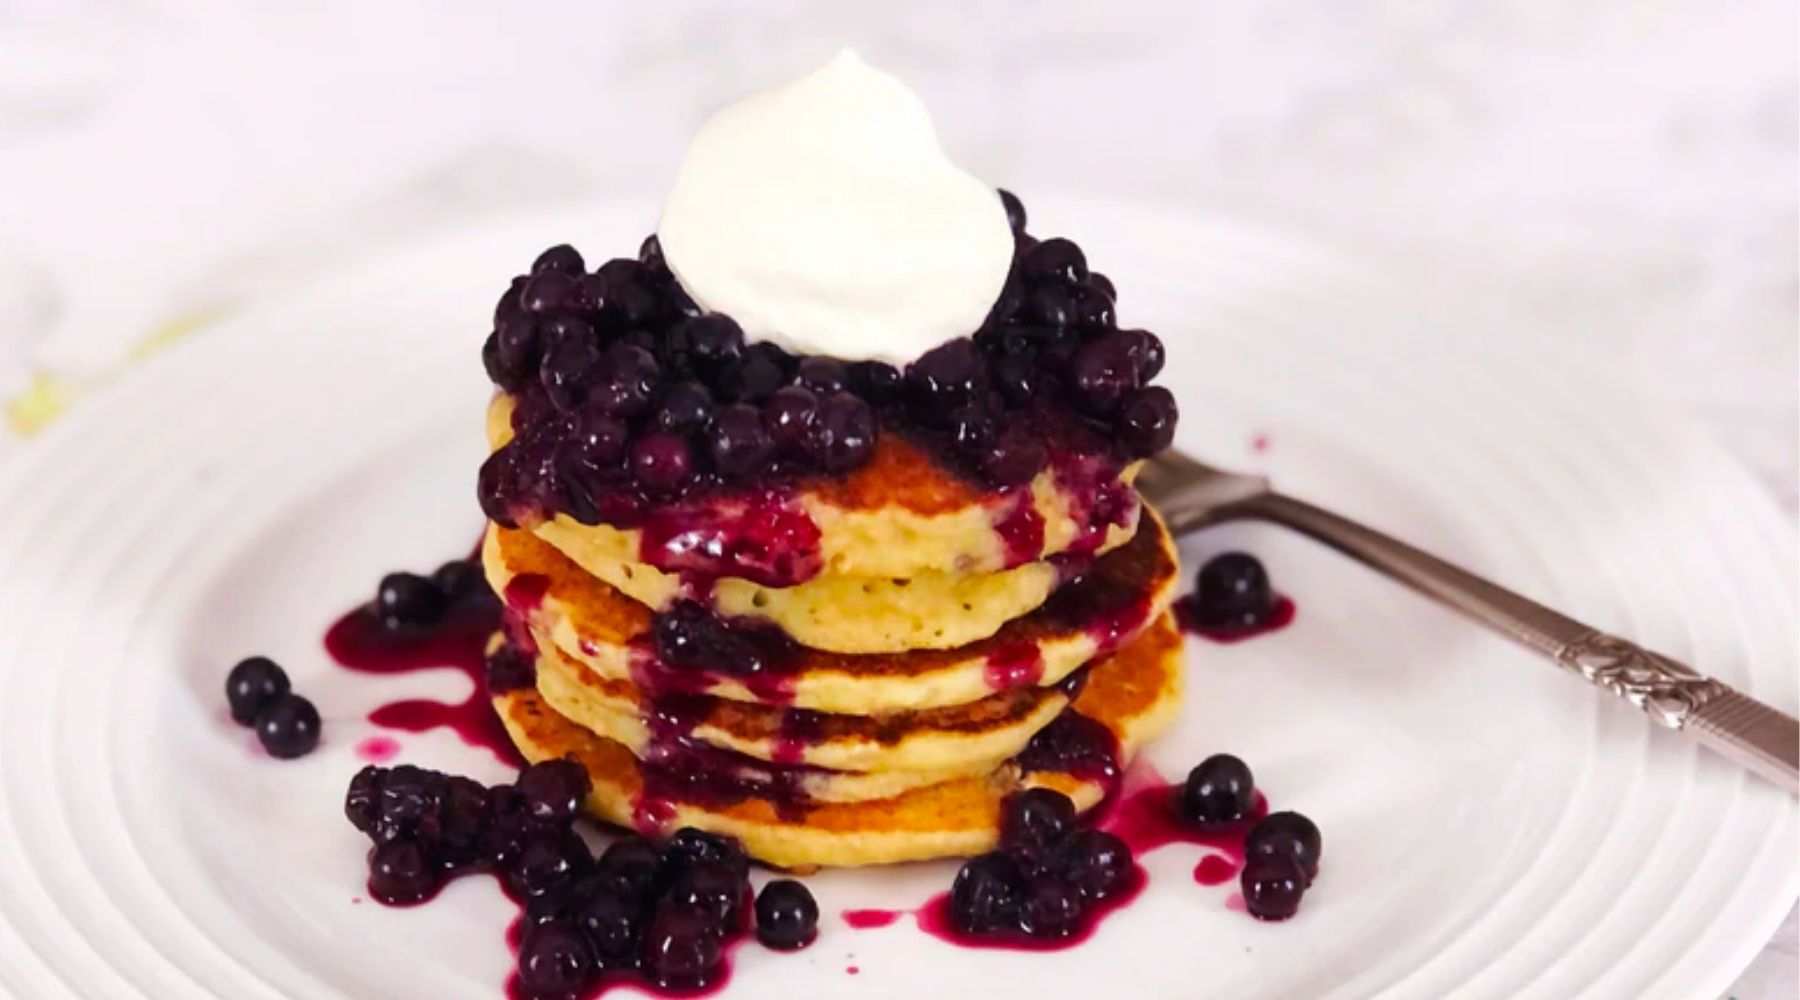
left=595, top=837, right=663, bottom=903
left=655, top=381, right=715, bottom=437
left=508, top=829, right=593, bottom=899
left=515, top=759, right=591, bottom=825
left=905, top=338, right=986, bottom=419
left=1241, top=856, right=1307, bottom=921
left=664, top=861, right=747, bottom=927
left=795, top=356, right=849, bottom=395
left=517, top=919, right=597, bottom=997
left=761, top=385, right=819, bottom=457
left=254, top=693, right=321, bottom=759
left=1018, top=878, right=1084, bottom=939
left=640, top=904, right=725, bottom=990
left=811, top=392, right=876, bottom=472
left=1068, top=332, right=1142, bottom=416
left=849, top=360, right=902, bottom=403
left=1192, top=553, right=1276, bottom=630
left=1058, top=829, right=1133, bottom=901
left=575, top=888, right=642, bottom=966
left=1181, top=754, right=1256, bottom=828
left=1117, top=386, right=1178, bottom=456
left=998, top=188, right=1027, bottom=232
left=662, top=827, right=749, bottom=881
left=630, top=432, right=693, bottom=495
left=431, top=561, right=488, bottom=603
left=679, top=315, right=746, bottom=374
left=754, top=879, right=818, bottom=950
left=949, top=851, right=1024, bottom=935
left=719, top=345, right=788, bottom=403
left=1246, top=811, right=1322, bottom=885
left=521, top=270, right=575, bottom=315
left=375, top=572, right=448, bottom=630
left=225, top=656, right=290, bottom=725
left=367, top=839, right=440, bottom=905
left=1000, top=787, right=1076, bottom=859
left=708, top=403, right=774, bottom=479
left=532, top=244, right=585, bottom=276
left=1025, top=238, right=1088, bottom=285
left=589, top=345, right=661, bottom=419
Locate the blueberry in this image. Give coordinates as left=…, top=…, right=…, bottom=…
left=516, top=759, right=591, bottom=825
left=906, top=338, right=986, bottom=420
left=1026, top=284, right=1075, bottom=328
left=1067, top=333, right=1141, bottom=416
left=678, top=315, right=746, bottom=375
left=595, top=836, right=663, bottom=902
left=664, top=860, right=747, bottom=927
left=708, top=403, right=774, bottom=478
left=662, top=827, right=748, bottom=881
left=848, top=360, right=903, bottom=403
left=980, top=429, right=1048, bottom=488
left=1019, top=878, right=1083, bottom=939
left=484, top=641, right=537, bottom=694
left=1180, top=754, right=1255, bottom=828
left=508, top=829, right=593, bottom=899
left=254, top=694, right=320, bottom=759
left=754, top=879, right=818, bottom=950
left=1025, top=238, right=1088, bottom=285
left=993, top=356, right=1042, bottom=407
left=521, top=270, right=576, bottom=315
left=630, top=432, right=694, bottom=495
left=655, top=381, right=715, bottom=437
left=483, top=332, right=518, bottom=389
left=589, top=344, right=661, bottom=419
left=638, top=234, right=667, bottom=277
left=597, top=260, right=661, bottom=326
left=575, top=888, right=641, bottom=966
left=539, top=337, right=603, bottom=413
left=532, top=244, right=585, bottom=276
left=640, top=904, right=726, bottom=990
left=1072, top=286, right=1115, bottom=329
left=1192, top=553, right=1275, bottom=630
left=1241, top=856, right=1306, bottom=921
left=1117, top=386, right=1178, bottom=456
left=810, top=392, right=876, bottom=472
left=517, top=919, right=597, bottom=997
left=1119, top=329, right=1164, bottom=381
left=988, top=274, right=1027, bottom=325
left=435, top=775, right=492, bottom=868
left=431, top=561, right=487, bottom=604
left=949, top=851, right=1023, bottom=935
left=1058, top=829, right=1133, bottom=901
left=761, top=385, right=819, bottom=458
left=1000, top=787, right=1076, bottom=859
left=557, top=413, right=629, bottom=478
left=367, top=839, right=440, bottom=905
left=572, top=273, right=610, bottom=315
left=1246, top=811, right=1322, bottom=885
left=998, top=188, right=1027, bottom=232
left=948, top=405, right=997, bottom=454
left=795, top=357, right=849, bottom=395
left=225, top=656, right=290, bottom=725
left=375, top=572, right=448, bottom=629
left=718, top=344, right=788, bottom=403
left=1089, top=272, right=1116, bottom=303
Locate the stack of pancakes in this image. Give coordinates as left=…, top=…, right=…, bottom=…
left=482, top=395, right=1183, bottom=869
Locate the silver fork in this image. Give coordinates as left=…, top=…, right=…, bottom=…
left=1137, top=448, right=1799, bottom=794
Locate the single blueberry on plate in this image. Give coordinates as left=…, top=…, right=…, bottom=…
left=253, top=693, right=320, bottom=759
left=754, top=879, right=819, bottom=950
left=1180, top=753, right=1256, bottom=828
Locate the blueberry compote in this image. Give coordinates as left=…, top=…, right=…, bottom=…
left=477, top=191, right=1177, bottom=579
left=346, top=762, right=793, bottom=997
left=1174, top=552, right=1296, bottom=643
left=325, top=557, right=522, bottom=765
left=924, top=788, right=1142, bottom=949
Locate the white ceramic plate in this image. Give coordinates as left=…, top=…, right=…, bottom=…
left=0, top=200, right=1792, bottom=1000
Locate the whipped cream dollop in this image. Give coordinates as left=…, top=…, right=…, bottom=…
left=658, top=50, right=1014, bottom=365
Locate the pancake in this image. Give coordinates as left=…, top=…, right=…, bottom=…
left=492, top=613, right=1184, bottom=868
left=530, top=625, right=1073, bottom=775
left=487, top=393, right=1142, bottom=581
left=484, top=506, right=1179, bottom=713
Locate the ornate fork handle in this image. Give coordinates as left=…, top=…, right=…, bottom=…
left=1210, top=491, right=1799, bottom=794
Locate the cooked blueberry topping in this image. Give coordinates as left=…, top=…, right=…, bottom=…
left=483, top=641, right=536, bottom=694
left=375, top=572, right=448, bottom=630
left=1192, top=553, right=1277, bottom=631
left=1018, top=878, right=1084, bottom=939
left=754, top=879, right=818, bottom=950
left=518, top=919, right=597, bottom=996
left=533, top=244, right=586, bottom=276
left=998, top=188, right=1027, bottom=232
left=651, top=601, right=795, bottom=677
left=595, top=836, right=664, bottom=903
left=368, top=839, right=440, bottom=905
left=507, top=829, right=593, bottom=900
left=1057, top=829, right=1132, bottom=901
left=1241, top=856, right=1307, bottom=921
left=1000, top=787, right=1076, bottom=860
left=575, top=888, right=642, bottom=966
left=662, top=827, right=749, bottom=881
left=664, top=860, right=746, bottom=926
left=253, top=693, right=320, bottom=759
left=516, top=759, right=590, bottom=825
left=1246, top=811, right=1322, bottom=885
left=950, top=851, right=1024, bottom=934
left=478, top=221, right=1177, bottom=522
left=640, top=903, right=726, bottom=990
left=1181, top=754, right=1256, bottom=828
left=225, top=656, right=289, bottom=725
left=430, top=560, right=488, bottom=604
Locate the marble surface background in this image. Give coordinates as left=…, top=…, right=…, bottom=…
left=0, top=1, right=1792, bottom=995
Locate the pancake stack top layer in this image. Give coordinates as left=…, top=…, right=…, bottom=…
left=471, top=184, right=1182, bottom=867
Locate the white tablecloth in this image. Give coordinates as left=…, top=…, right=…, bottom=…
left=0, top=2, right=1792, bottom=995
